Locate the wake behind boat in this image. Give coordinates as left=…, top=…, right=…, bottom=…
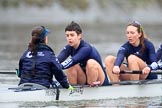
left=1, top=79, right=162, bottom=102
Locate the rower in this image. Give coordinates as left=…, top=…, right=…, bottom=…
left=104, top=21, right=158, bottom=83
left=57, top=21, right=109, bottom=86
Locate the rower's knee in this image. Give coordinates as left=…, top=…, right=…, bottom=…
left=67, top=66, right=78, bottom=84
left=127, top=55, right=138, bottom=65
left=104, top=55, right=115, bottom=67
left=86, top=59, right=98, bottom=69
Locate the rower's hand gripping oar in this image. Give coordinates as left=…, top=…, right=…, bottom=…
left=120, top=70, right=162, bottom=74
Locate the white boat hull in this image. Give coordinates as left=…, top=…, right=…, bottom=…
left=1, top=80, right=162, bottom=102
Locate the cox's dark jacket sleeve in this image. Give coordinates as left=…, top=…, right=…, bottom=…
left=50, top=52, right=69, bottom=88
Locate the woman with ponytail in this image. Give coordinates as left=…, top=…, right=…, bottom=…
left=104, top=21, right=158, bottom=83
left=18, top=26, right=73, bottom=90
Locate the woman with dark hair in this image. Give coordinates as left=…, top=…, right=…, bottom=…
left=104, top=21, right=158, bottom=83
left=18, top=26, right=73, bottom=90
left=57, top=21, right=109, bottom=86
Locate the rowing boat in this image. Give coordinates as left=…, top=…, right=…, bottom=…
left=1, top=79, right=162, bottom=102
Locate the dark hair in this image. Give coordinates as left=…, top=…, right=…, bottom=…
left=127, top=21, right=146, bottom=54
left=65, top=21, right=82, bottom=35
left=29, top=26, right=46, bottom=55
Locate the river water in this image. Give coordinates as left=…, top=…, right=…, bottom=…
left=0, top=23, right=162, bottom=107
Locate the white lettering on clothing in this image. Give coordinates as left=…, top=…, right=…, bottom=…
left=26, top=51, right=32, bottom=58
left=38, top=52, right=44, bottom=56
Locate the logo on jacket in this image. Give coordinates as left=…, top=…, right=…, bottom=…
left=119, top=47, right=125, bottom=51
left=38, top=52, right=44, bottom=56
left=26, top=51, right=32, bottom=58
left=26, top=51, right=45, bottom=58
left=134, top=51, right=139, bottom=55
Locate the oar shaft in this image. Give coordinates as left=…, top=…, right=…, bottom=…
left=120, top=70, right=162, bottom=74
left=148, top=70, right=162, bottom=74
left=0, top=71, right=16, bottom=75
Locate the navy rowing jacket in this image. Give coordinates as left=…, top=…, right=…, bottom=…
left=57, top=40, right=109, bottom=86
left=114, top=39, right=158, bottom=79
left=18, top=44, right=69, bottom=88
left=115, top=39, right=157, bottom=68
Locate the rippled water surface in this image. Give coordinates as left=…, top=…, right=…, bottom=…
left=1, top=96, right=162, bottom=108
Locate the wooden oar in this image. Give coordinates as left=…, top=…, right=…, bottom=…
left=120, top=70, right=162, bottom=74
left=0, top=70, right=16, bottom=75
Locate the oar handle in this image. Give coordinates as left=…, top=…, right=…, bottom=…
left=120, top=70, right=142, bottom=74
left=120, top=70, right=162, bottom=74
